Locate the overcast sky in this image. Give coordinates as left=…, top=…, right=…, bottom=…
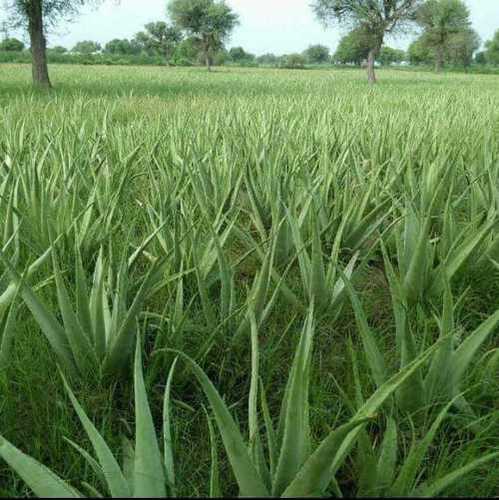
left=5, top=0, right=499, bottom=55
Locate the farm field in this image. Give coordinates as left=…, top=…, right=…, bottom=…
left=1, top=64, right=499, bottom=497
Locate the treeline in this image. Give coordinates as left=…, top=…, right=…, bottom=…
left=2, top=0, right=499, bottom=87
left=3, top=32, right=498, bottom=72
left=3, top=24, right=499, bottom=72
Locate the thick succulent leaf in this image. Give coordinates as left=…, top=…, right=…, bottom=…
left=133, top=338, right=166, bottom=497
left=171, top=350, right=269, bottom=497
left=0, top=436, right=81, bottom=498
left=272, top=308, right=314, bottom=496
left=61, top=372, right=130, bottom=498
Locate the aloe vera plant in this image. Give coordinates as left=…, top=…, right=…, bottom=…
left=0, top=244, right=163, bottom=380
left=388, top=202, right=494, bottom=305
left=355, top=404, right=499, bottom=497
left=2, top=66, right=499, bottom=498
left=342, top=267, right=499, bottom=414
left=0, top=338, right=177, bottom=498
left=173, top=307, right=447, bottom=497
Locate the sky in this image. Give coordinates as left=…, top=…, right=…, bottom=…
left=4, top=0, right=499, bottom=55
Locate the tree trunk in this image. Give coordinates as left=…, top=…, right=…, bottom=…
left=367, top=48, right=377, bottom=84
left=435, top=45, right=444, bottom=73
left=28, top=0, right=51, bottom=88
left=205, top=52, right=212, bottom=72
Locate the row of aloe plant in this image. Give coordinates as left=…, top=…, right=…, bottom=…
left=1, top=88, right=499, bottom=496
left=2, top=304, right=498, bottom=497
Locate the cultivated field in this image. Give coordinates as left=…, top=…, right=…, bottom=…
left=1, top=64, right=499, bottom=497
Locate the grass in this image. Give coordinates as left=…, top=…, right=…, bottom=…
left=0, top=64, right=499, bottom=497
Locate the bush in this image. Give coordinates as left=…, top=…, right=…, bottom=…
left=281, top=53, right=306, bottom=69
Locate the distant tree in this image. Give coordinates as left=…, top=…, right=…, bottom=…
left=281, top=53, right=306, bottom=69
left=446, top=28, right=480, bottom=69
left=228, top=46, right=255, bottom=62
left=72, top=40, right=101, bottom=54
left=0, top=37, right=25, bottom=51
left=133, top=22, right=182, bottom=63
left=303, top=44, right=330, bottom=64
left=416, top=0, right=471, bottom=72
left=484, top=29, right=499, bottom=65
left=168, top=0, right=239, bottom=71
left=408, top=26, right=479, bottom=69
left=104, top=38, right=140, bottom=56
left=47, top=44, right=67, bottom=54
left=378, top=46, right=406, bottom=65
left=4, top=1, right=104, bottom=88
left=407, top=36, right=434, bottom=65
left=333, top=27, right=371, bottom=65
left=172, top=35, right=199, bottom=64
left=474, top=50, right=486, bottom=65
left=213, top=47, right=229, bottom=65
left=256, top=52, right=279, bottom=66
left=313, top=0, right=423, bottom=83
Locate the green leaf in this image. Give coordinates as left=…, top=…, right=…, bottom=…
left=133, top=338, right=166, bottom=497
left=272, top=307, right=314, bottom=496
left=452, top=307, right=499, bottom=390
left=390, top=398, right=455, bottom=496
left=170, top=350, right=269, bottom=497
left=416, top=452, right=499, bottom=497
left=282, top=419, right=368, bottom=497
left=163, top=357, right=178, bottom=497
left=0, top=436, right=81, bottom=498
left=0, top=249, right=77, bottom=376
left=60, top=372, right=130, bottom=498
left=375, top=417, right=398, bottom=495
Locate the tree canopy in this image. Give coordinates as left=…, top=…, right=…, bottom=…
left=378, top=46, right=406, bottom=65
left=312, top=0, right=423, bottom=82
left=104, top=38, right=141, bottom=56
left=484, top=29, right=499, bottom=65
left=168, top=0, right=239, bottom=70
left=133, top=21, right=182, bottom=62
left=333, top=27, right=372, bottom=65
left=72, top=39, right=100, bottom=54
left=416, top=0, right=471, bottom=71
left=228, top=46, right=255, bottom=62
left=303, top=44, right=330, bottom=64
left=0, top=37, right=25, bottom=51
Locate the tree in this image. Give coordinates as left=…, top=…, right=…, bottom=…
left=133, top=22, right=182, bottom=63
left=172, top=35, right=199, bottom=64
left=0, top=37, right=25, bottom=51
left=416, top=0, right=471, bottom=72
left=228, top=46, right=255, bottom=63
left=333, top=27, right=371, bottom=65
left=474, top=51, right=486, bottom=65
left=484, top=29, right=499, bottom=66
left=72, top=40, right=101, bottom=54
left=256, top=52, right=279, bottom=66
left=4, top=0, right=103, bottom=88
left=47, top=44, right=67, bottom=54
left=408, top=26, right=480, bottom=69
left=378, top=46, right=406, bottom=65
left=303, top=44, right=330, bottom=64
left=168, top=0, right=239, bottom=71
left=313, top=0, right=423, bottom=83
left=104, top=38, right=140, bottom=56
left=281, top=53, right=306, bottom=69
left=446, top=28, right=480, bottom=69
left=407, top=36, right=434, bottom=64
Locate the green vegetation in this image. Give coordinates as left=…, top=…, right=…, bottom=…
left=2, top=1, right=498, bottom=80
left=415, top=0, right=477, bottom=72
left=0, top=65, right=498, bottom=497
